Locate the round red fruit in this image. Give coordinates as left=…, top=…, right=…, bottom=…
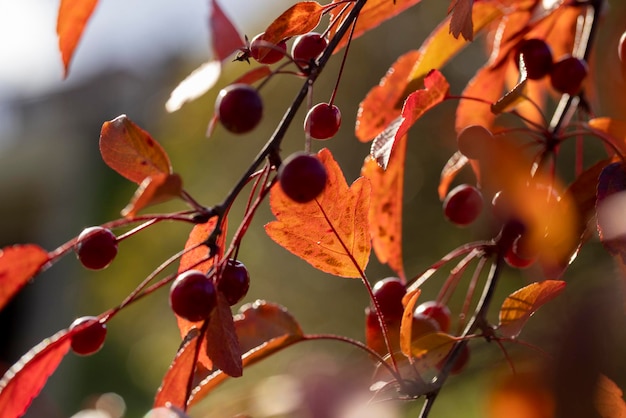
left=443, top=184, right=484, bottom=226
left=250, top=33, right=286, bottom=65
left=437, top=343, right=470, bottom=375
left=215, top=84, right=263, bottom=134
left=412, top=313, right=440, bottom=339
left=304, top=103, right=341, bottom=140
left=456, top=125, right=493, bottom=159
left=278, top=152, right=328, bottom=203
left=415, top=301, right=452, bottom=333
left=218, top=259, right=250, bottom=305
left=515, top=38, right=553, bottom=80
left=372, top=277, right=406, bottom=320
left=504, top=236, right=536, bottom=269
left=69, top=316, right=107, bottom=356
left=292, top=32, right=328, bottom=67
left=169, top=270, right=217, bottom=322
left=75, top=227, right=118, bottom=270
left=550, top=55, right=588, bottom=95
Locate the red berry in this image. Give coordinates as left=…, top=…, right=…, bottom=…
left=304, top=103, right=342, bottom=140
left=443, top=184, right=484, bottom=226
left=412, top=313, right=441, bottom=338
left=218, top=259, right=250, bottom=305
left=504, top=236, right=536, bottom=269
left=215, top=84, right=263, bottom=134
left=550, top=55, right=588, bottom=95
left=415, top=301, right=452, bottom=333
left=69, top=316, right=107, bottom=356
left=291, top=32, right=328, bottom=68
left=456, top=125, right=493, bottom=159
left=169, top=270, right=217, bottom=322
left=278, top=152, right=328, bottom=203
left=515, top=38, right=553, bottom=80
left=372, top=277, right=406, bottom=320
left=75, top=227, right=118, bottom=270
left=250, top=33, right=286, bottom=64
left=437, top=343, right=470, bottom=375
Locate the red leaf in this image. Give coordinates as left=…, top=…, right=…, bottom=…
left=371, top=70, right=449, bottom=169
left=56, top=0, right=99, bottom=77
left=0, top=330, right=71, bottom=417
left=210, top=0, right=245, bottom=61
left=99, top=115, right=172, bottom=184
left=448, top=0, right=474, bottom=40
left=0, top=245, right=49, bottom=312
left=361, top=135, right=407, bottom=280
left=265, top=148, right=371, bottom=278
left=262, top=2, right=324, bottom=46
left=204, top=293, right=242, bottom=377
left=121, top=173, right=184, bottom=218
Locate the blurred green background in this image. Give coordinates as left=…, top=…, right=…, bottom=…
left=0, top=1, right=625, bottom=417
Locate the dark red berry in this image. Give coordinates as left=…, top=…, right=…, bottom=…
left=504, top=236, right=536, bottom=269
left=304, top=103, right=341, bottom=140
left=75, top=227, right=118, bottom=270
left=371, top=277, right=406, bottom=320
left=218, top=259, right=250, bottom=305
left=278, top=152, right=327, bottom=203
left=437, top=343, right=470, bottom=374
left=292, top=32, right=328, bottom=68
left=549, top=55, right=588, bottom=95
left=250, top=33, right=286, bottom=64
left=456, top=125, right=493, bottom=159
left=169, top=270, right=217, bottom=322
left=515, top=38, right=553, bottom=80
left=69, top=316, right=107, bottom=356
left=215, top=84, right=263, bottom=134
left=443, top=184, right=484, bottom=226
left=415, top=301, right=452, bottom=333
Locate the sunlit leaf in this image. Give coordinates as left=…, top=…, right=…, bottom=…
left=595, top=374, right=626, bottom=418
left=456, top=64, right=507, bottom=133
left=265, top=148, right=371, bottom=278
left=204, top=293, right=241, bottom=377
left=262, top=2, right=324, bottom=46
left=56, top=0, right=99, bottom=77
left=99, top=115, right=172, bottom=184
left=587, top=118, right=626, bottom=158
left=189, top=300, right=304, bottom=406
left=498, top=280, right=566, bottom=338
left=448, top=0, right=474, bottom=41
left=410, top=332, right=456, bottom=370
left=356, top=50, right=420, bottom=142
left=371, top=70, right=449, bottom=169
left=0, top=330, right=71, bottom=417
left=0, top=245, right=49, bottom=312
left=400, top=289, right=421, bottom=359
left=210, top=0, right=245, bottom=61
left=166, top=61, right=222, bottom=113
left=438, top=151, right=470, bottom=200
left=361, top=135, right=406, bottom=279
left=121, top=173, right=183, bottom=218
left=491, top=56, right=528, bottom=114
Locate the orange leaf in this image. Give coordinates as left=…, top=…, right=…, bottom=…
left=361, top=135, right=406, bottom=279
left=356, top=50, right=421, bottom=142
left=99, top=115, right=172, bottom=184
left=448, top=0, right=474, bottom=41
left=371, top=70, right=449, bottom=169
left=121, top=173, right=184, bottom=218
left=456, top=64, right=507, bottom=133
left=189, top=300, right=304, bottom=406
left=265, top=148, right=371, bottom=278
left=400, top=289, right=421, bottom=359
left=204, top=293, right=242, bottom=377
left=410, top=332, right=456, bottom=371
left=587, top=118, right=626, bottom=158
left=595, top=374, right=626, bottom=418
left=498, top=280, right=566, bottom=338
left=0, top=245, right=49, bottom=312
left=438, top=151, right=470, bottom=200
left=210, top=0, right=245, bottom=62
left=56, top=0, right=99, bottom=77
left=262, top=2, right=324, bottom=46
left=0, top=330, right=71, bottom=417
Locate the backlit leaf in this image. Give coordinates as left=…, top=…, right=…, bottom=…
left=265, top=148, right=371, bottom=278
left=587, top=118, right=626, bottom=158
left=262, top=2, right=324, bottom=46
left=210, top=0, right=245, bottom=62
left=361, top=135, right=407, bottom=280
left=0, top=245, right=49, bottom=312
left=56, top=0, right=99, bottom=77
left=356, top=50, right=421, bottom=142
left=491, top=57, right=528, bottom=115
left=448, top=0, right=474, bottom=41
left=121, top=173, right=184, bottom=218
left=410, top=332, right=456, bottom=370
left=99, top=115, right=172, bottom=184
left=0, top=330, right=71, bottom=417
left=189, top=300, right=304, bottom=405
left=498, top=280, right=566, bottom=338
left=371, top=70, right=449, bottom=169
left=595, top=374, right=626, bottom=418
left=400, top=289, right=421, bottom=359
left=166, top=61, right=222, bottom=113
left=204, top=293, right=242, bottom=377
left=438, top=151, right=470, bottom=200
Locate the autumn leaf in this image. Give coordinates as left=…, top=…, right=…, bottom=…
left=56, top=0, right=99, bottom=77
left=0, top=245, right=49, bottom=312
left=210, top=0, right=245, bottom=62
left=456, top=64, right=507, bottom=133
left=204, top=293, right=242, bottom=377
left=410, top=332, right=456, bottom=371
left=262, top=2, right=324, bottom=46
left=265, top=148, right=371, bottom=278
left=361, top=134, right=406, bottom=279
left=491, top=55, right=528, bottom=115
left=99, top=115, right=172, bottom=184
left=587, top=118, right=626, bottom=158
left=356, top=50, right=421, bottom=142
left=498, top=280, right=566, bottom=338
left=448, top=0, right=474, bottom=41
left=371, top=70, right=449, bottom=169
left=121, top=173, right=184, bottom=218
left=400, top=289, right=421, bottom=359
left=438, top=151, right=470, bottom=200
left=595, top=374, right=626, bottom=418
